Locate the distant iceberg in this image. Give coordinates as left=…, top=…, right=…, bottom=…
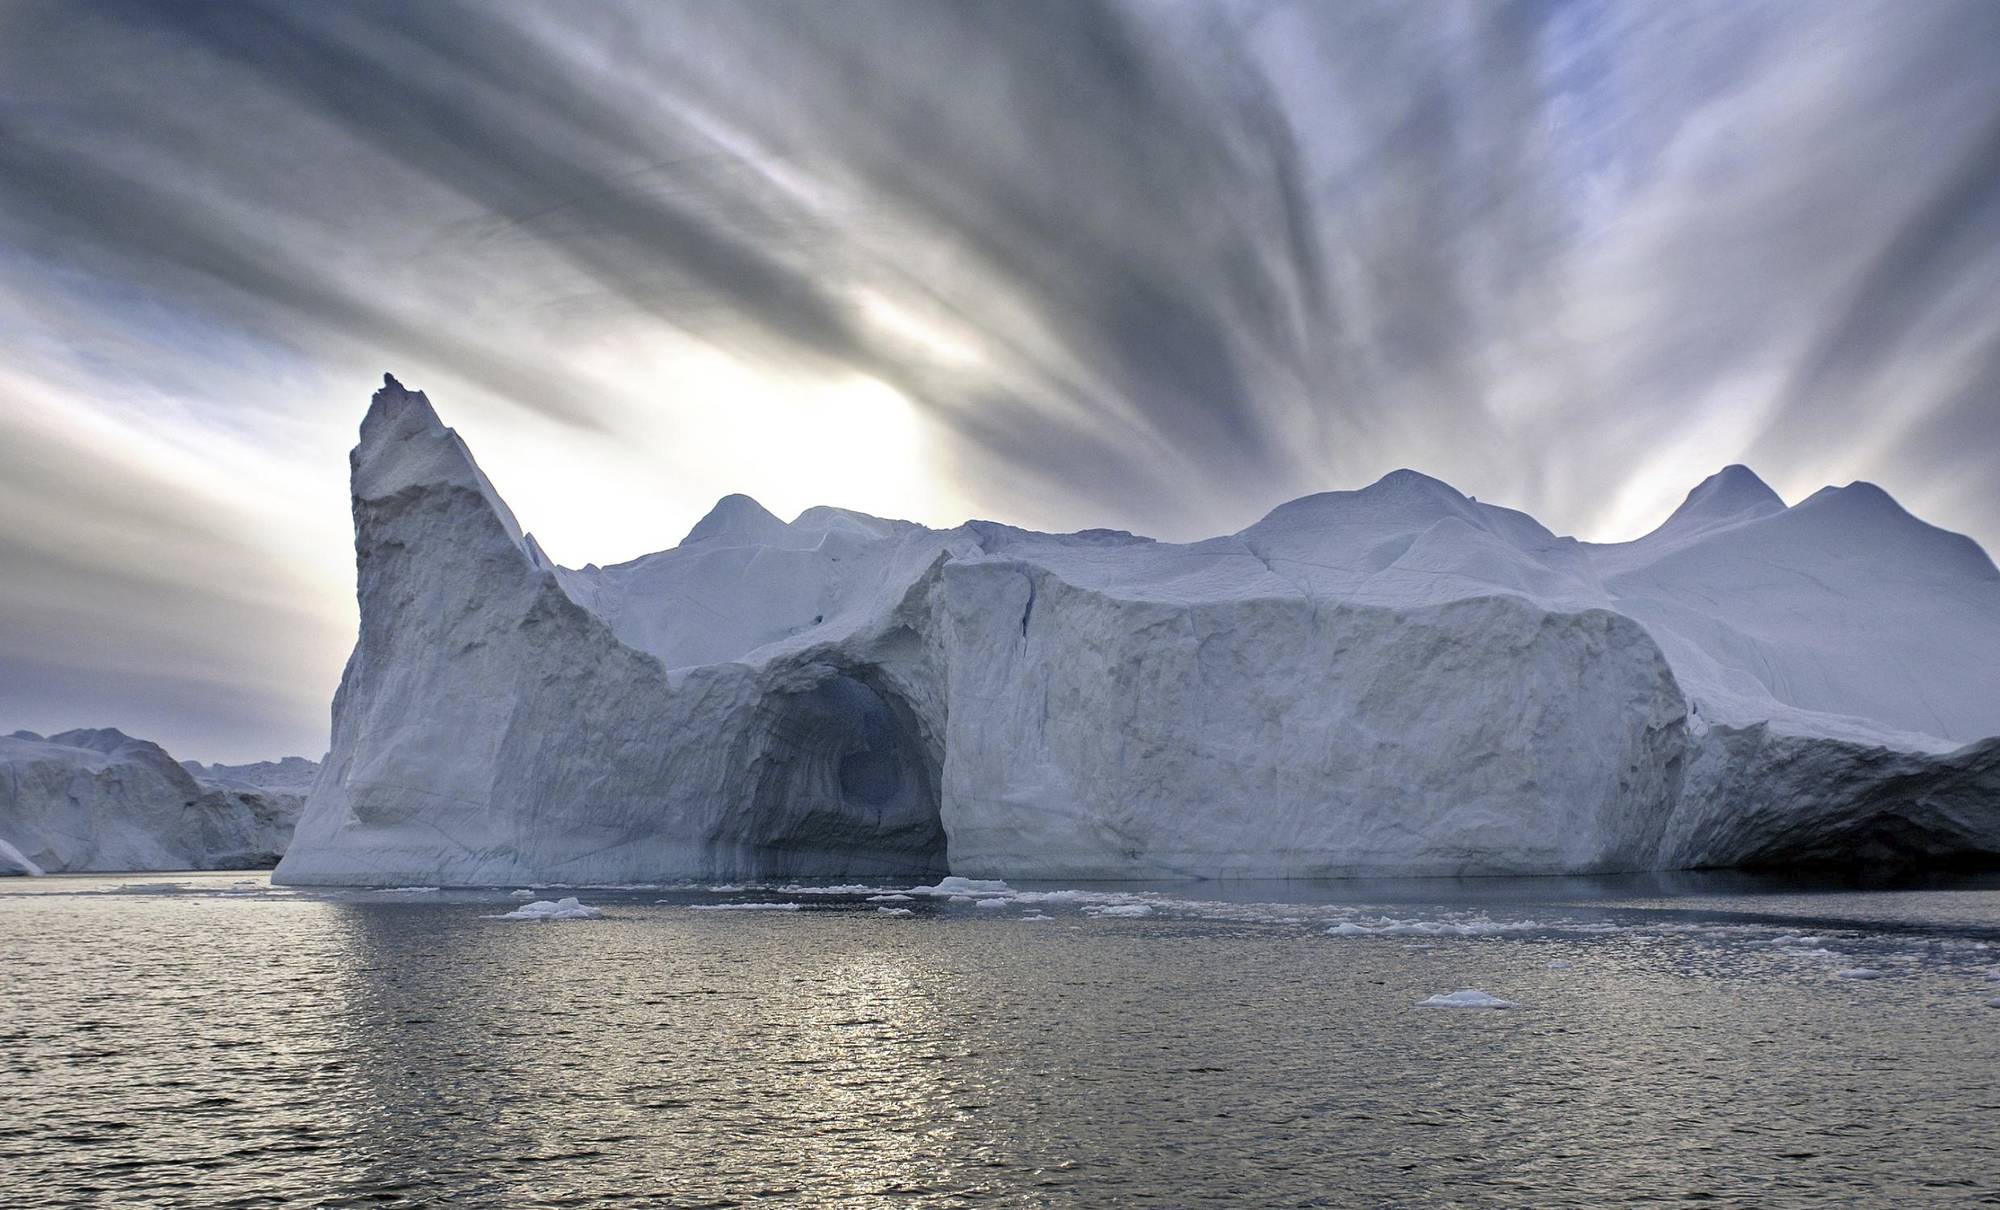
left=275, top=376, right=2000, bottom=887
left=2, top=729, right=316, bottom=873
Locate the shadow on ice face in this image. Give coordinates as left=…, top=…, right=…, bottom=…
left=732, top=671, right=948, bottom=879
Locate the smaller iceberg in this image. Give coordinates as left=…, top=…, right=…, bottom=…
left=494, top=896, right=602, bottom=921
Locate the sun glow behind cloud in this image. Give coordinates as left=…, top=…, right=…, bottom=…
left=2, top=0, right=1999, bottom=760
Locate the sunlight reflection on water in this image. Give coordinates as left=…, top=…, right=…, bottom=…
left=3, top=871, right=1999, bottom=1206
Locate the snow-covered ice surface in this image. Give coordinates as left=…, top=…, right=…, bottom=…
left=3, top=729, right=314, bottom=873
left=6, top=870, right=2000, bottom=1205
left=277, top=378, right=2000, bottom=886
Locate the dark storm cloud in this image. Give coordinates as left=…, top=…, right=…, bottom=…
left=3, top=0, right=1999, bottom=757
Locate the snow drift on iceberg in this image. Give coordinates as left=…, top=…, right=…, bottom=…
left=275, top=376, right=2000, bottom=886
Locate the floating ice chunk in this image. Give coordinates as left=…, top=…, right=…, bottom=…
left=1086, top=903, right=1153, bottom=918
left=1416, top=989, right=1517, bottom=1009
left=493, top=896, right=601, bottom=921
left=374, top=886, right=439, bottom=893
left=1327, top=922, right=1374, bottom=936
left=1836, top=968, right=1886, bottom=980
left=510, top=889, right=536, bottom=898
left=1021, top=914, right=1053, bottom=922
left=704, top=883, right=751, bottom=893
left=911, top=876, right=1011, bottom=896
left=1547, top=960, right=1575, bottom=970
left=948, top=894, right=976, bottom=904
left=975, top=897, right=1012, bottom=910
left=1988, top=997, right=2000, bottom=1008
left=876, top=907, right=914, bottom=916
left=780, top=883, right=883, bottom=895
left=687, top=902, right=800, bottom=911
left=867, top=893, right=914, bottom=903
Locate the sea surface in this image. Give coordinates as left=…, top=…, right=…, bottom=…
left=4, top=870, right=1999, bottom=1207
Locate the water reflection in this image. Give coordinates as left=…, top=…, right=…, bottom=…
left=2, top=872, right=1997, bottom=1206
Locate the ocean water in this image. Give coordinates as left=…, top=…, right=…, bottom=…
left=4, top=871, right=1999, bottom=1207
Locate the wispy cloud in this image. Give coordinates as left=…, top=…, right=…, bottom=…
left=1, top=0, right=1997, bottom=758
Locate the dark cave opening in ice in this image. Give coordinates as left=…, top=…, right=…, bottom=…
left=741, top=671, right=948, bottom=878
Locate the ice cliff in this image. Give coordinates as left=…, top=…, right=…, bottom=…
left=1, top=730, right=315, bottom=873
left=275, top=376, right=2000, bottom=886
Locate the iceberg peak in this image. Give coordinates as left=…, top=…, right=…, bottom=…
left=681, top=493, right=790, bottom=548
left=1653, top=464, right=1785, bottom=537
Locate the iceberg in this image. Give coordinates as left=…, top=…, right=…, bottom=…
left=275, top=376, right=2000, bottom=886
left=493, top=896, right=603, bottom=920
left=2, top=729, right=316, bottom=872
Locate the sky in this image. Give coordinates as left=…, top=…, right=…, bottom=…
left=2, top=0, right=1998, bottom=763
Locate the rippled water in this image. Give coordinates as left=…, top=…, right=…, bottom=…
left=5, top=871, right=2000, bottom=1207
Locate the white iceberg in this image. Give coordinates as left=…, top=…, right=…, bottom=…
left=1836, top=968, right=1887, bottom=980
left=273, top=377, right=2000, bottom=887
left=493, top=896, right=602, bottom=921
left=4, top=729, right=314, bottom=873
left=1416, top=989, right=1518, bottom=1009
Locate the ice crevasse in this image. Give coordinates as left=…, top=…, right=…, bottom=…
left=274, top=376, right=2000, bottom=886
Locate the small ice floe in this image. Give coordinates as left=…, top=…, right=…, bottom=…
left=493, top=897, right=602, bottom=921
left=1547, top=959, right=1575, bottom=970
left=1835, top=968, right=1886, bottom=980
left=876, top=907, right=914, bottom=916
left=686, top=902, right=800, bottom=912
left=948, top=894, right=977, bottom=904
left=704, top=883, right=749, bottom=893
left=509, top=889, right=536, bottom=899
left=1987, top=997, right=2000, bottom=1009
left=1085, top=903, right=1152, bottom=918
left=975, top=898, right=1011, bottom=910
left=1021, top=913, right=1053, bottom=922
left=373, top=886, right=440, bottom=894
left=1416, top=989, right=1517, bottom=1010
left=780, top=883, right=882, bottom=895
left=910, top=876, right=1011, bottom=897
left=867, top=893, right=914, bottom=903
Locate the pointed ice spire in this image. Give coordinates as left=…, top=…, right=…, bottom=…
left=351, top=372, right=531, bottom=554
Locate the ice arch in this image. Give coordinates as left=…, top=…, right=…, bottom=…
left=729, top=670, right=947, bottom=878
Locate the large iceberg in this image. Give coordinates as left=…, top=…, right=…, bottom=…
left=275, top=376, right=2000, bottom=886
left=1, top=729, right=315, bottom=872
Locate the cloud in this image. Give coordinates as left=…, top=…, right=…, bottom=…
left=1, top=0, right=1997, bottom=756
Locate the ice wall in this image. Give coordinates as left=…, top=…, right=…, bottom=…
left=275, top=377, right=2000, bottom=885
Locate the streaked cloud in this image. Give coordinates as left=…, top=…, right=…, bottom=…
left=1, top=0, right=1996, bottom=759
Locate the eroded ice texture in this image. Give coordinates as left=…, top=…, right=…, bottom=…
left=276, top=376, right=2000, bottom=887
